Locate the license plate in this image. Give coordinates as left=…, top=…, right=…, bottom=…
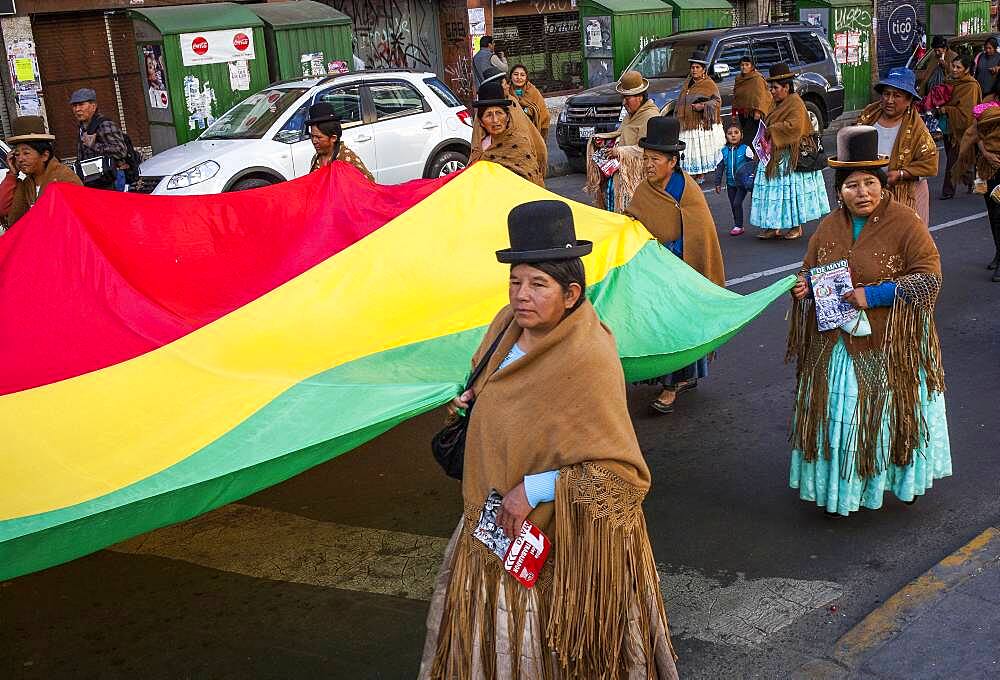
left=579, top=126, right=595, bottom=139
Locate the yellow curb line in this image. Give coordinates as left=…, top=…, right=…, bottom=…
left=831, top=526, right=1000, bottom=669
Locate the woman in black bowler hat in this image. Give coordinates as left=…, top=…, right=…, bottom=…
left=305, top=102, right=374, bottom=181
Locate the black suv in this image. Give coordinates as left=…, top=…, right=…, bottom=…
left=556, top=23, right=846, bottom=170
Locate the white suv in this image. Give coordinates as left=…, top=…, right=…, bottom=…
left=133, top=70, right=472, bottom=195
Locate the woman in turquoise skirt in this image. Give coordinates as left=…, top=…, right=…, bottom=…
left=787, top=125, right=951, bottom=516
left=751, top=63, right=831, bottom=240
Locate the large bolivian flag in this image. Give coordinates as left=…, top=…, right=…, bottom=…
left=0, top=162, right=793, bottom=580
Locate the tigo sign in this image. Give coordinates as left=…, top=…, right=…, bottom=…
left=180, top=28, right=256, bottom=66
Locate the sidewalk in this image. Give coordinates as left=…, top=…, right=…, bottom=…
left=794, top=526, right=1000, bottom=679
left=542, top=94, right=860, bottom=179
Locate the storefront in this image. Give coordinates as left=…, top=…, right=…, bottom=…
left=0, top=0, right=211, bottom=159
left=492, top=0, right=583, bottom=94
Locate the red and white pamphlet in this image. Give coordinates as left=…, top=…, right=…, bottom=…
left=472, top=489, right=551, bottom=588
left=590, top=137, right=620, bottom=178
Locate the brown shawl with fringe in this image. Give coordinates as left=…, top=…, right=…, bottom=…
left=310, top=142, right=375, bottom=181
left=953, top=105, right=1000, bottom=183
left=676, top=76, right=722, bottom=131
left=625, top=174, right=726, bottom=286
left=584, top=98, right=660, bottom=211
left=470, top=113, right=546, bottom=187
left=471, top=103, right=548, bottom=186
left=940, top=73, right=981, bottom=143
left=856, top=103, right=938, bottom=209
left=429, top=301, right=675, bottom=680
left=786, top=195, right=945, bottom=479
left=7, top=158, right=82, bottom=227
left=732, top=70, right=772, bottom=116
left=764, top=92, right=812, bottom=178
left=513, top=81, right=551, bottom=137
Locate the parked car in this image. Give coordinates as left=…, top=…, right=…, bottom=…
left=912, top=32, right=1000, bottom=70
left=133, top=70, right=472, bottom=195
left=556, top=23, right=845, bottom=171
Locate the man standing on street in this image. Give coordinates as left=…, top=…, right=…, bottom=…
left=472, top=36, right=509, bottom=92
left=70, top=88, right=128, bottom=190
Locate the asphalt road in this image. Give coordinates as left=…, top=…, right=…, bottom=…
left=3, top=144, right=999, bottom=679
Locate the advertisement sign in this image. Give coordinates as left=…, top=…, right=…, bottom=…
left=180, top=28, right=255, bottom=66
left=876, top=1, right=925, bottom=77
left=584, top=16, right=612, bottom=58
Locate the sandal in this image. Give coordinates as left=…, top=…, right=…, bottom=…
left=783, top=227, right=803, bottom=240
left=649, top=398, right=674, bottom=414
left=757, top=230, right=778, bottom=239
left=669, top=379, right=698, bottom=396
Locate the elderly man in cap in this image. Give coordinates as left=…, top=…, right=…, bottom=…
left=856, top=67, right=937, bottom=224
left=70, top=87, right=129, bottom=190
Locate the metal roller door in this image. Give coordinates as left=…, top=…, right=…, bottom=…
left=493, top=11, right=583, bottom=93
left=33, top=11, right=149, bottom=160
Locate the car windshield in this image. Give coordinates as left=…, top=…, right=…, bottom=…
left=200, top=88, right=307, bottom=140
left=628, top=40, right=712, bottom=79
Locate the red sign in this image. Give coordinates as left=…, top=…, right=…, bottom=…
left=233, top=33, right=250, bottom=52
left=191, top=37, right=209, bottom=56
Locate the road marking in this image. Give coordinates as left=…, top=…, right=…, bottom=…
left=110, top=503, right=841, bottom=647
left=724, top=211, right=987, bottom=287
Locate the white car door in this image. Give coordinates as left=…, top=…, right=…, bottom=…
left=313, top=84, right=377, bottom=176
left=366, top=80, right=441, bottom=184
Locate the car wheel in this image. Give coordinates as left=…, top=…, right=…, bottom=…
left=430, top=150, right=468, bottom=177
left=229, top=177, right=274, bottom=192
left=804, top=101, right=824, bottom=133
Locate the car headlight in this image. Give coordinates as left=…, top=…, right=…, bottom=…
left=166, top=160, right=220, bottom=189
left=559, top=108, right=567, bottom=123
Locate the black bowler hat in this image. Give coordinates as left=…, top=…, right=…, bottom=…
left=931, top=35, right=948, bottom=49
left=688, top=50, right=709, bottom=65
left=473, top=80, right=512, bottom=109
left=305, top=102, right=339, bottom=125
left=496, top=200, right=592, bottom=264
left=739, top=53, right=755, bottom=65
left=638, top=116, right=686, bottom=153
left=767, top=63, right=795, bottom=82
left=827, top=126, right=890, bottom=168
left=481, top=66, right=506, bottom=86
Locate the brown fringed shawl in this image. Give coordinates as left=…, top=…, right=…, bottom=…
left=786, top=196, right=945, bottom=479
left=764, top=92, right=812, bottom=178
left=676, top=76, right=722, bottom=131
left=856, top=103, right=938, bottom=209
left=470, top=110, right=547, bottom=187
left=732, top=70, right=772, bottom=116
left=940, top=73, right=982, bottom=143
left=513, top=80, right=551, bottom=137
left=625, top=175, right=726, bottom=286
left=584, top=98, right=661, bottom=211
left=429, top=302, right=675, bottom=679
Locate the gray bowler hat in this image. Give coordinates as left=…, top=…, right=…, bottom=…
left=69, top=88, right=97, bottom=104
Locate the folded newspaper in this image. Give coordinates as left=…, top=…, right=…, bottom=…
left=471, top=489, right=551, bottom=588
left=591, top=137, right=620, bottom=178
left=809, top=259, right=859, bottom=332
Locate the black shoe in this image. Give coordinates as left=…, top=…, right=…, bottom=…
left=989, top=255, right=1000, bottom=270
left=939, top=192, right=954, bottom=200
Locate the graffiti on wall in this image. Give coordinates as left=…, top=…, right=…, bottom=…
left=439, top=0, right=472, bottom=101
left=328, top=0, right=437, bottom=70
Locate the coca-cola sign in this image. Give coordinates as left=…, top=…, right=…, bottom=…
left=180, top=28, right=256, bottom=66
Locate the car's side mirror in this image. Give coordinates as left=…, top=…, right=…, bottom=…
left=713, top=63, right=731, bottom=79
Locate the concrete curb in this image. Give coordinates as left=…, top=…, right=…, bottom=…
left=794, top=526, right=1000, bottom=679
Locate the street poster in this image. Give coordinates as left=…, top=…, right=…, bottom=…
left=229, top=60, right=251, bottom=91
left=142, top=44, right=169, bottom=109
left=584, top=16, right=612, bottom=58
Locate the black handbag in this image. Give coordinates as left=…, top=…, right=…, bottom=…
left=431, top=323, right=510, bottom=480
left=795, top=133, right=827, bottom=173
